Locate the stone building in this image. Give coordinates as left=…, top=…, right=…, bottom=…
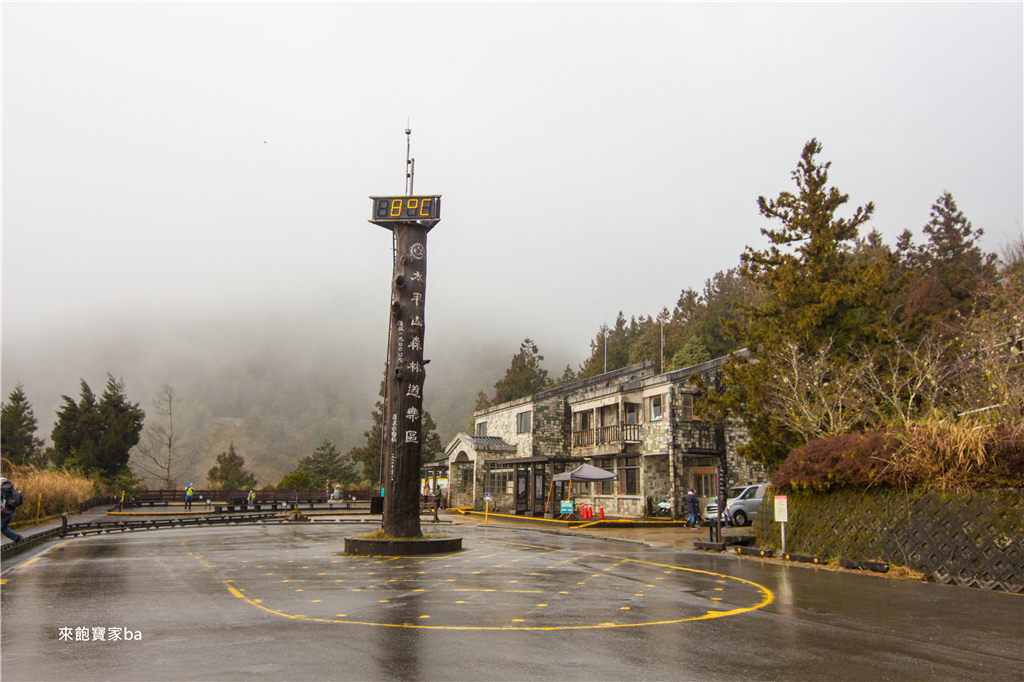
left=443, top=355, right=767, bottom=518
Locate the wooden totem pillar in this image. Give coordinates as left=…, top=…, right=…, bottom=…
left=370, top=195, right=440, bottom=538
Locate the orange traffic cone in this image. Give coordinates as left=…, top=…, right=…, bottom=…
left=599, top=505, right=605, bottom=520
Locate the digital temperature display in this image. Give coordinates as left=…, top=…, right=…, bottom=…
left=370, top=195, right=441, bottom=224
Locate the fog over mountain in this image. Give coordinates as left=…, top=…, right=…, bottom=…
left=0, top=287, right=579, bottom=472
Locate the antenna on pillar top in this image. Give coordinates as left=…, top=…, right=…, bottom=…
left=405, top=124, right=415, bottom=196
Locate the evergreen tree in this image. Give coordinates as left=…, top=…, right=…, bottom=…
left=420, top=411, right=443, bottom=463
left=1, top=384, right=46, bottom=467
left=348, top=379, right=386, bottom=486
left=348, top=373, right=442, bottom=484
left=295, top=439, right=358, bottom=489
left=898, top=191, right=998, bottom=337
left=51, top=375, right=144, bottom=478
left=492, top=338, right=551, bottom=404
left=207, top=442, right=257, bottom=489
left=578, top=314, right=631, bottom=379
left=667, top=336, right=712, bottom=371
left=738, top=138, right=886, bottom=350
left=97, top=375, right=146, bottom=478
left=717, top=139, right=890, bottom=468
left=51, top=380, right=102, bottom=472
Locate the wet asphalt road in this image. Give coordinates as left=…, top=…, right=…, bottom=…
left=1, top=519, right=1021, bottom=681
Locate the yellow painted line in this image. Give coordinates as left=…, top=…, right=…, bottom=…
left=0, top=578, right=6, bottom=584
left=212, top=554, right=773, bottom=631
left=18, top=557, right=42, bottom=569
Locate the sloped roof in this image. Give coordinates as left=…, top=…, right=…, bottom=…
left=553, top=463, right=617, bottom=482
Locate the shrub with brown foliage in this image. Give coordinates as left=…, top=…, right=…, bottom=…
left=771, top=432, right=902, bottom=492
left=773, top=422, right=1024, bottom=492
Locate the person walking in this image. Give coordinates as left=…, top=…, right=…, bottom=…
left=247, top=489, right=255, bottom=511
left=184, top=483, right=195, bottom=511
left=1, top=477, right=25, bottom=543
left=684, top=489, right=700, bottom=528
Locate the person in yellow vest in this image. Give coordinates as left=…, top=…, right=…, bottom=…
left=185, top=483, right=195, bottom=511
left=247, top=489, right=255, bottom=511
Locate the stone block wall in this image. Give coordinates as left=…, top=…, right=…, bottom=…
left=475, top=398, right=533, bottom=457
left=532, top=395, right=570, bottom=459
left=644, top=456, right=671, bottom=503
left=725, top=421, right=767, bottom=485
left=754, top=487, right=1024, bottom=593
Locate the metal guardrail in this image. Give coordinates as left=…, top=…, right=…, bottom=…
left=0, top=511, right=319, bottom=563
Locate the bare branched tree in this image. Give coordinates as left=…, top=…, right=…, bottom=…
left=857, top=332, right=959, bottom=427
left=131, top=383, right=201, bottom=489
left=761, top=338, right=869, bottom=441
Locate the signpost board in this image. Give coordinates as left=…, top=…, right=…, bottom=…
left=560, top=500, right=573, bottom=515
left=775, top=495, right=788, bottom=553
left=774, top=495, right=788, bottom=523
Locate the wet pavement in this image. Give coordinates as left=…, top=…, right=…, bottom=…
left=1, top=515, right=1021, bottom=681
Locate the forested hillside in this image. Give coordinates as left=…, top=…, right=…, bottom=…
left=478, top=140, right=1022, bottom=480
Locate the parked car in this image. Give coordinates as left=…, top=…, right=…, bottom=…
left=702, top=486, right=747, bottom=524
left=723, top=483, right=768, bottom=526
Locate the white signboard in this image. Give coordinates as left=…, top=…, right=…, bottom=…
left=774, top=495, right=789, bottom=523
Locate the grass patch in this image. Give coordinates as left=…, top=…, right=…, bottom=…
left=355, top=530, right=450, bottom=541
left=887, top=564, right=927, bottom=581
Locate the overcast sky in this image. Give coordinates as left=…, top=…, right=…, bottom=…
left=3, top=2, right=1022, bottom=407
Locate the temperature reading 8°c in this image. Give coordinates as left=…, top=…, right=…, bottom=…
left=372, top=195, right=440, bottom=222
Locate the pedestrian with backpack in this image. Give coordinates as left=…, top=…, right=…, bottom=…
left=1, top=477, right=25, bottom=543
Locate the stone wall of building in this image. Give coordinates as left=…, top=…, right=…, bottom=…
left=474, top=398, right=533, bottom=458
left=532, top=394, right=570, bottom=459
left=643, top=455, right=671, bottom=506
left=725, top=421, right=767, bottom=486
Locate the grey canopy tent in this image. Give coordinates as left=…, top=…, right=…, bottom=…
left=547, top=464, right=619, bottom=516
left=552, top=463, right=617, bottom=483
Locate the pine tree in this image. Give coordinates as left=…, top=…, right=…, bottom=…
left=492, top=339, right=551, bottom=404
left=1, top=384, right=46, bottom=467
left=295, top=439, right=358, bottom=489
left=898, top=191, right=998, bottom=336
left=207, top=442, right=257, bottom=489
left=718, top=139, right=890, bottom=468
left=51, top=380, right=104, bottom=473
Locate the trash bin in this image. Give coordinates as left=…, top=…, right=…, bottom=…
left=370, top=496, right=384, bottom=514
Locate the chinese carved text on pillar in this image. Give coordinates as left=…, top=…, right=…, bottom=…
left=383, top=222, right=430, bottom=538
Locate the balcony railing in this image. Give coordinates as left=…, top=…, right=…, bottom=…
left=572, top=423, right=641, bottom=448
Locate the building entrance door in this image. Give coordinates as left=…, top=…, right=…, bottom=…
left=532, top=468, right=545, bottom=516
left=516, top=470, right=529, bottom=514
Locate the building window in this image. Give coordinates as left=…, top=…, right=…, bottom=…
left=475, top=421, right=487, bottom=437
left=625, top=403, right=640, bottom=425
left=596, top=458, right=615, bottom=495
left=484, top=463, right=514, bottom=495
left=646, top=395, right=664, bottom=421
left=457, top=462, right=474, bottom=492
left=620, top=456, right=640, bottom=495
left=680, top=393, right=694, bottom=421
left=517, top=411, right=532, bottom=434
left=694, top=473, right=715, bottom=498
